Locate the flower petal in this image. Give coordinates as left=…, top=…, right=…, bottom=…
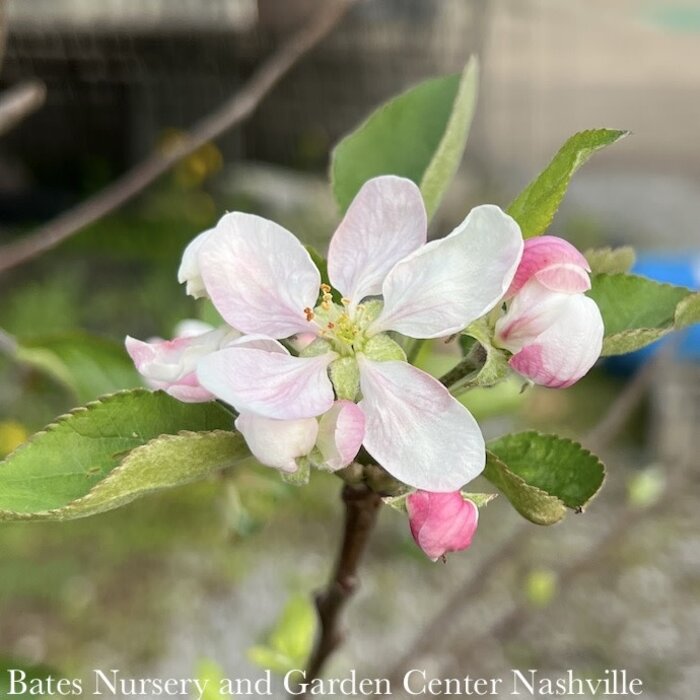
left=327, top=176, right=427, bottom=302
left=197, top=346, right=336, bottom=419
left=125, top=324, right=236, bottom=403
left=235, top=412, right=318, bottom=473
left=357, top=357, right=485, bottom=491
left=370, top=205, right=523, bottom=338
left=316, top=400, right=365, bottom=470
left=198, top=212, right=321, bottom=338
left=506, top=235, right=591, bottom=298
left=177, top=228, right=214, bottom=299
left=509, top=294, right=604, bottom=388
left=407, top=491, right=479, bottom=561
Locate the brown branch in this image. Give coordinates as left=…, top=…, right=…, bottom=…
left=299, top=483, right=382, bottom=696
left=0, top=80, right=46, bottom=137
left=0, top=0, right=357, bottom=275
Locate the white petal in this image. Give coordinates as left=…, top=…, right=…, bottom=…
left=358, top=357, right=485, bottom=491
left=508, top=294, right=604, bottom=388
left=316, top=400, right=366, bottom=471
left=178, top=228, right=214, bottom=299
left=173, top=319, right=216, bottom=338
left=235, top=412, right=318, bottom=473
left=198, top=212, right=320, bottom=338
left=370, top=205, right=524, bottom=338
left=327, top=176, right=427, bottom=302
left=197, top=346, right=336, bottom=419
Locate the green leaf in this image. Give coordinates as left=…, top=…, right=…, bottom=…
left=0, top=390, right=246, bottom=520
left=584, top=246, right=636, bottom=275
left=419, top=57, right=479, bottom=218
left=15, top=332, right=141, bottom=403
left=484, top=432, right=605, bottom=525
left=248, top=594, right=317, bottom=676
left=195, top=660, right=228, bottom=700
left=508, top=129, right=629, bottom=238
left=587, top=273, right=700, bottom=355
left=331, top=57, right=478, bottom=217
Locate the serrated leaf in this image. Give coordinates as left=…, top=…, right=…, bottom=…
left=331, top=58, right=478, bottom=218
left=508, top=129, right=629, bottom=238
left=584, top=246, right=636, bottom=275
left=0, top=390, right=246, bottom=520
left=484, top=432, right=605, bottom=525
left=587, top=273, right=698, bottom=355
left=15, top=332, right=142, bottom=403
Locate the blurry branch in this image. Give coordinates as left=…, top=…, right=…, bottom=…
left=0, top=81, right=47, bottom=137
left=380, top=360, right=662, bottom=692
left=0, top=0, right=357, bottom=275
left=300, top=484, right=382, bottom=697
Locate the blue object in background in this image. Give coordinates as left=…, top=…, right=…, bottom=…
left=604, top=251, right=700, bottom=375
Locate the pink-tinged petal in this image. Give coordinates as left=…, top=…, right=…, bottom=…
left=357, top=358, right=485, bottom=491
left=125, top=325, right=234, bottom=403
left=316, top=400, right=366, bottom=471
left=508, top=293, right=604, bottom=388
left=370, top=205, right=523, bottom=339
left=506, top=235, right=591, bottom=298
left=407, top=491, right=479, bottom=561
left=198, top=212, right=320, bottom=338
left=328, top=176, right=427, bottom=302
left=494, top=280, right=572, bottom=352
left=197, top=347, right=336, bottom=419
left=178, top=228, right=214, bottom=299
left=235, top=412, right=318, bottom=473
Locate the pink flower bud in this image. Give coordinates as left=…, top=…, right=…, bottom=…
left=126, top=323, right=238, bottom=402
left=406, top=491, right=479, bottom=561
left=505, top=235, right=591, bottom=299
left=495, top=279, right=604, bottom=388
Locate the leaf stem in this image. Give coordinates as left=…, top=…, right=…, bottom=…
left=298, top=483, right=382, bottom=696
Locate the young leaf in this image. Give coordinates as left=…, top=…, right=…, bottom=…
left=331, top=57, right=478, bottom=218
left=459, top=320, right=510, bottom=389
left=14, top=332, right=141, bottom=403
left=584, top=246, right=636, bottom=275
left=484, top=432, right=605, bottom=525
left=587, top=273, right=700, bottom=355
left=248, top=594, right=317, bottom=676
left=508, top=129, right=629, bottom=238
left=0, top=390, right=246, bottom=521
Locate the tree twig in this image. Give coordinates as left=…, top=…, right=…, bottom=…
left=0, top=0, right=357, bottom=275
left=299, top=483, right=382, bottom=696
left=0, top=80, right=46, bottom=137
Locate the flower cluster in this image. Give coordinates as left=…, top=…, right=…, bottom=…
left=126, top=176, right=604, bottom=560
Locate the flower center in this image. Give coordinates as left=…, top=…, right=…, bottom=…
left=304, top=284, right=380, bottom=357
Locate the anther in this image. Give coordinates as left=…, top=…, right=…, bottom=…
left=304, top=307, right=315, bottom=321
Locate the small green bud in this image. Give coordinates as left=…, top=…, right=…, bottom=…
left=329, top=357, right=360, bottom=401
left=363, top=333, right=406, bottom=362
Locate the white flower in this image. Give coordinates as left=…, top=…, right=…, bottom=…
left=187, top=176, right=523, bottom=491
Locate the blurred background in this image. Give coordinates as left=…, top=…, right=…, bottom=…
left=0, top=1, right=698, bottom=698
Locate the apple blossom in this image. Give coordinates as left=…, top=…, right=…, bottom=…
left=495, top=236, right=604, bottom=388
left=190, top=175, right=524, bottom=491
left=125, top=321, right=239, bottom=402
left=406, top=491, right=479, bottom=561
